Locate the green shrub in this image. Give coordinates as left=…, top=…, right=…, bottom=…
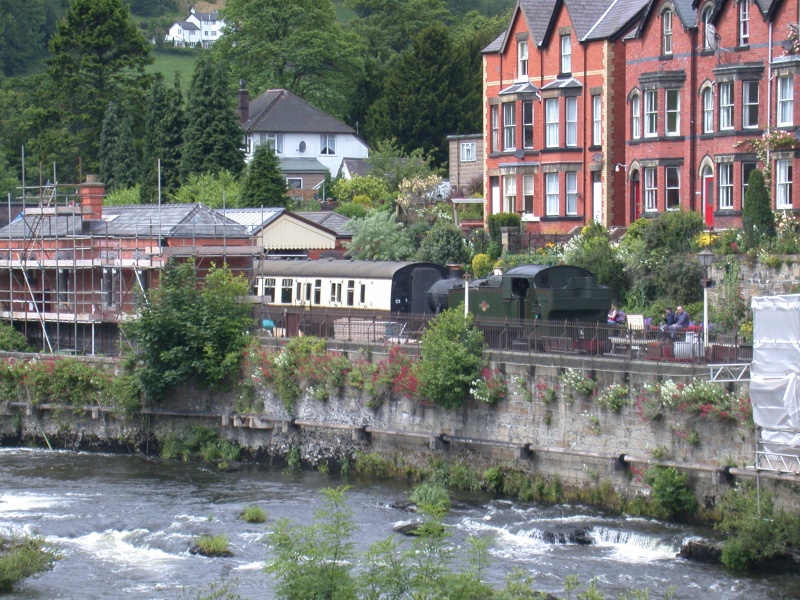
left=644, top=466, right=698, bottom=520
left=471, top=253, right=492, bottom=278
left=240, top=505, right=266, bottom=523
left=0, top=323, right=30, bottom=352
left=417, top=310, right=485, bottom=409
left=642, top=209, right=706, bottom=254
left=0, top=535, right=56, bottom=593
left=651, top=254, right=704, bottom=306
left=334, top=202, right=368, bottom=219
left=596, top=383, right=629, bottom=412
left=742, top=169, right=775, bottom=249
left=193, top=534, right=231, bottom=557
left=487, top=213, right=520, bottom=245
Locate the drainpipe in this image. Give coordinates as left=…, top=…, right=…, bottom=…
left=583, top=41, right=588, bottom=225
left=690, top=25, right=698, bottom=214
left=768, top=20, right=773, bottom=133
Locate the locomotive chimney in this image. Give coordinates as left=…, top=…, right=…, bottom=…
left=446, top=264, right=464, bottom=279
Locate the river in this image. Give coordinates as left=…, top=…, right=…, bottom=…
left=0, top=448, right=797, bottom=599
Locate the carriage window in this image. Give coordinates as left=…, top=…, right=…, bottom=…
left=360, top=284, right=366, bottom=304
left=305, top=283, right=312, bottom=302
left=281, top=279, right=293, bottom=303
left=313, top=279, right=321, bottom=304
left=263, top=278, right=276, bottom=302
left=330, top=283, right=342, bottom=303
left=296, top=282, right=301, bottom=302
left=347, top=280, right=355, bottom=306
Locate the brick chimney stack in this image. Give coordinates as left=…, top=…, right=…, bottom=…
left=238, top=79, right=249, bottom=124
left=80, top=174, right=104, bottom=220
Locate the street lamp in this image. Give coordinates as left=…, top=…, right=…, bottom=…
left=696, top=248, right=714, bottom=349
left=463, top=270, right=470, bottom=318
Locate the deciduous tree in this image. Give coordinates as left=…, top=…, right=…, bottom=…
left=216, top=0, right=364, bottom=119
left=416, top=220, right=471, bottom=266
left=344, top=211, right=414, bottom=261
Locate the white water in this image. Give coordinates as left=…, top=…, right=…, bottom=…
left=1, top=448, right=797, bottom=599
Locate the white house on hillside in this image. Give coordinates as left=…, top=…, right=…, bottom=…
left=238, top=86, right=370, bottom=191
left=164, top=6, right=224, bottom=48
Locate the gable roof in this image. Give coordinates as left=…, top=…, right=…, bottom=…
left=339, top=158, right=370, bottom=178
left=243, top=89, right=355, bottom=135
left=563, top=0, right=617, bottom=41
left=220, top=208, right=351, bottom=239
left=636, top=0, right=696, bottom=37
left=175, top=21, right=200, bottom=31
left=521, top=0, right=559, bottom=45
left=583, top=0, right=652, bottom=40
left=296, top=212, right=352, bottom=237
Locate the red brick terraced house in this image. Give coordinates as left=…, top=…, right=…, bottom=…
left=483, top=0, right=650, bottom=233
left=484, top=0, right=800, bottom=233
left=0, top=178, right=260, bottom=355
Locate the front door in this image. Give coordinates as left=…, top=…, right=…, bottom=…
left=491, top=177, right=500, bottom=215
left=631, top=175, right=640, bottom=223
left=702, top=167, right=714, bottom=228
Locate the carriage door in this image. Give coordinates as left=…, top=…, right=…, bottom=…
left=286, top=312, right=299, bottom=337
left=702, top=166, right=714, bottom=228
left=592, top=173, right=602, bottom=222
left=491, top=177, right=500, bottom=214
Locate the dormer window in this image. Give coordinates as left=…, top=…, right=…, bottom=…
left=739, top=0, right=750, bottom=46
left=662, top=9, right=673, bottom=56
left=561, top=35, right=572, bottom=74
left=518, top=41, right=528, bottom=79
left=701, top=5, right=714, bottom=50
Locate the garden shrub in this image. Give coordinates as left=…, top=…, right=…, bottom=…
left=742, top=169, right=775, bottom=249
left=651, top=254, right=704, bottom=306
left=642, top=209, right=706, bottom=254
left=471, top=253, right=492, bottom=278
left=563, top=223, right=627, bottom=296
left=417, top=310, right=485, bottom=409
left=0, top=323, right=29, bottom=352
left=487, top=213, right=521, bottom=246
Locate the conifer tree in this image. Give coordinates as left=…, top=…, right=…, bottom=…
left=140, top=75, right=185, bottom=203
left=99, top=102, right=139, bottom=192
left=239, top=143, right=288, bottom=208
left=742, top=169, right=775, bottom=248
left=181, top=55, right=245, bottom=181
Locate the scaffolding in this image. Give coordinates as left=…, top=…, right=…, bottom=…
left=0, top=176, right=259, bottom=355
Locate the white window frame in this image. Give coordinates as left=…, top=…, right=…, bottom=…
left=739, top=0, right=750, bottom=46
left=665, top=89, right=680, bottom=135
left=566, top=96, right=578, bottom=147
left=545, top=173, right=559, bottom=216
left=662, top=9, right=673, bottom=55
left=665, top=167, right=680, bottom=209
left=522, top=100, right=534, bottom=149
left=702, top=87, right=714, bottom=133
left=778, top=76, right=794, bottom=126
left=566, top=172, right=578, bottom=215
left=719, top=82, right=733, bottom=130
left=264, top=133, right=284, bottom=154
left=460, top=142, right=476, bottom=162
left=320, top=134, right=336, bottom=155
left=286, top=177, right=303, bottom=189
left=644, top=167, right=657, bottom=211
left=561, top=35, right=572, bottom=74
left=701, top=5, right=714, bottom=50
left=503, top=175, right=516, bottom=213
left=644, top=90, right=657, bottom=137
left=503, top=103, right=516, bottom=151
left=631, top=93, right=641, bottom=139
left=719, top=163, right=733, bottom=209
left=518, top=41, right=528, bottom=79
left=545, top=98, right=559, bottom=148
left=491, top=105, right=499, bottom=152
left=592, top=95, right=602, bottom=146
left=743, top=81, right=759, bottom=129
left=776, top=159, right=793, bottom=208
left=742, top=162, right=757, bottom=206
left=523, top=174, right=534, bottom=214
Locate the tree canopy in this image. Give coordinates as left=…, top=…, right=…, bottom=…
left=48, top=0, right=152, bottom=173
left=216, top=0, right=365, bottom=119
left=344, top=211, right=415, bottom=261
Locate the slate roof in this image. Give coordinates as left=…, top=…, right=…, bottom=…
left=297, top=212, right=352, bottom=237
left=540, top=77, right=583, bottom=90
left=219, top=208, right=285, bottom=235
left=584, top=0, right=652, bottom=40
left=340, top=158, right=370, bottom=178
left=499, top=82, right=540, bottom=95
left=563, top=0, right=616, bottom=41
left=279, top=157, right=328, bottom=173
left=672, top=0, right=697, bottom=27
left=482, top=31, right=506, bottom=53
left=243, top=89, right=355, bottom=135
left=521, top=0, right=559, bottom=45
left=0, top=204, right=250, bottom=240
left=176, top=21, right=199, bottom=31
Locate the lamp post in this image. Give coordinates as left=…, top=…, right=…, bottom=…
left=696, top=248, right=714, bottom=349
left=463, top=270, right=470, bottom=318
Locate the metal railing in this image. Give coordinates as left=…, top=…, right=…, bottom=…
left=253, top=305, right=753, bottom=364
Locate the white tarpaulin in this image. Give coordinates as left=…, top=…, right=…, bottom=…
left=751, top=295, right=800, bottom=451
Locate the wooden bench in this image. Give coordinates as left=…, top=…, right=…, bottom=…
left=608, top=314, right=646, bottom=356
left=542, top=335, right=579, bottom=354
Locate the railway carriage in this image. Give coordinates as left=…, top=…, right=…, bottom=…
left=253, top=260, right=449, bottom=313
